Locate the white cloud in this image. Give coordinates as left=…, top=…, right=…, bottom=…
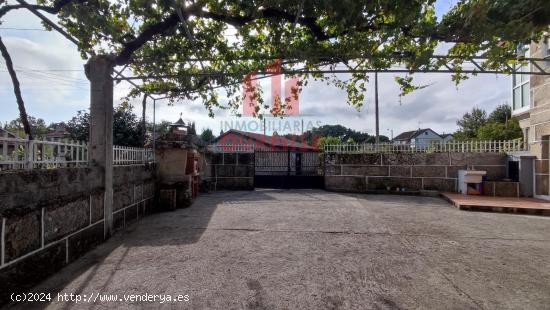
left=1, top=9, right=88, bottom=123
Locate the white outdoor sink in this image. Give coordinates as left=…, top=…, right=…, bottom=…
left=458, top=170, right=487, bottom=194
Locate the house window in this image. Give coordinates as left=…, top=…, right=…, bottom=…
left=512, top=47, right=530, bottom=112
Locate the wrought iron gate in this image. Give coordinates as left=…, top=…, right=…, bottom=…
left=254, top=149, right=324, bottom=189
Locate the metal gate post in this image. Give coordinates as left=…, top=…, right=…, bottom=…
left=286, top=148, right=291, bottom=188
left=287, top=148, right=291, bottom=176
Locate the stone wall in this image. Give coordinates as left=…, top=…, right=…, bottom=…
left=324, top=152, right=507, bottom=193
left=208, top=152, right=254, bottom=190
left=482, top=181, right=521, bottom=198
left=0, top=165, right=156, bottom=305
left=112, top=165, right=157, bottom=231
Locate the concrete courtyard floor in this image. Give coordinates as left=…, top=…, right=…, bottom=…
left=10, top=189, right=550, bottom=310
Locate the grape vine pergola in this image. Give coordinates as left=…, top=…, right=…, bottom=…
left=114, top=53, right=550, bottom=144
left=2, top=0, right=550, bottom=235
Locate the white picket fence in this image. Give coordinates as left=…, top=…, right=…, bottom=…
left=0, top=133, right=88, bottom=170
left=207, top=144, right=255, bottom=153
left=113, top=145, right=154, bottom=165
left=324, top=140, right=524, bottom=154
left=0, top=133, right=154, bottom=170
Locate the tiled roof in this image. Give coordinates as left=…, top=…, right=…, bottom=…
left=216, top=129, right=318, bottom=150
left=393, top=130, right=419, bottom=141
left=393, top=128, right=440, bottom=141
left=0, top=128, right=17, bottom=138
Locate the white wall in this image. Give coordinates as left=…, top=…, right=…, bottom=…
left=414, top=130, right=443, bottom=148
left=442, top=136, right=454, bottom=144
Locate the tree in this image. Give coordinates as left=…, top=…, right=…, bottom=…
left=6, top=116, right=48, bottom=138
left=66, top=110, right=90, bottom=141
left=200, top=128, right=214, bottom=143
left=455, top=108, right=487, bottom=140
left=112, top=102, right=141, bottom=146
left=146, top=120, right=171, bottom=138
left=1, top=1, right=548, bottom=116
left=0, top=36, right=32, bottom=139
left=365, top=135, right=390, bottom=144
left=311, top=125, right=372, bottom=143
left=285, top=124, right=389, bottom=146
left=188, top=122, right=197, bottom=135
left=477, top=119, right=523, bottom=141
left=346, top=138, right=357, bottom=145
left=65, top=104, right=143, bottom=146
left=317, top=136, right=343, bottom=149
left=455, top=104, right=523, bottom=141
left=488, top=104, right=512, bottom=124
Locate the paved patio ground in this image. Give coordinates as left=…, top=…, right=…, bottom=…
left=8, top=189, right=550, bottom=310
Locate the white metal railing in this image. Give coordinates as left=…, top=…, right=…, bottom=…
left=113, top=145, right=154, bottom=165
left=207, top=144, right=255, bottom=153
left=0, top=132, right=154, bottom=170
left=324, top=140, right=525, bottom=154
left=0, top=132, right=88, bottom=170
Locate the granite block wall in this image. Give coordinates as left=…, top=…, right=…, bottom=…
left=0, top=165, right=157, bottom=305
left=324, top=152, right=507, bottom=193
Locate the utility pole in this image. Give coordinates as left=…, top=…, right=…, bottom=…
left=141, top=94, right=147, bottom=146
left=375, top=71, right=380, bottom=144
left=153, top=98, right=156, bottom=162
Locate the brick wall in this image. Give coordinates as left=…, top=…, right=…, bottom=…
left=324, top=152, right=507, bottom=193
left=0, top=165, right=157, bottom=305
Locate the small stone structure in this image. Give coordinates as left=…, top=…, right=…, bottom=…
left=324, top=152, right=508, bottom=193
left=155, top=120, right=206, bottom=209
left=0, top=165, right=156, bottom=305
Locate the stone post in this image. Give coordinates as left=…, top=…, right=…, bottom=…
left=519, top=155, right=536, bottom=197
left=85, top=56, right=114, bottom=238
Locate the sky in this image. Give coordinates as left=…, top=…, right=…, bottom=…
left=0, top=0, right=511, bottom=138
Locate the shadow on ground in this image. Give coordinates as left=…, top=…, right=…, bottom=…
left=5, top=189, right=550, bottom=310
left=4, top=189, right=284, bottom=310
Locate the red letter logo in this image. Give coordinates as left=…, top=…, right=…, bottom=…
left=242, top=60, right=300, bottom=116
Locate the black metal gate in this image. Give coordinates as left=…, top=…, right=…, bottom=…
left=254, top=149, right=324, bottom=189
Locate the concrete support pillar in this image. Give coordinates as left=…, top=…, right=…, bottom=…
left=86, top=56, right=114, bottom=238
